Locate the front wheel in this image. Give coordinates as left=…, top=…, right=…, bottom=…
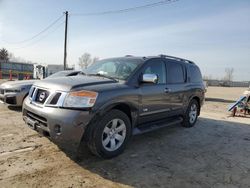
left=182, top=99, right=199, bottom=128
left=87, top=109, right=131, bottom=158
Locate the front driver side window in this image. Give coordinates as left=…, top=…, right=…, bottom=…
left=143, top=60, right=166, bottom=84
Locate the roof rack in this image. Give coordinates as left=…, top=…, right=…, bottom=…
left=159, top=54, right=195, bottom=64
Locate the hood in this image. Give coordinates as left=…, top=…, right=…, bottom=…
left=33, top=75, right=117, bottom=91
left=0, top=80, right=36, bottom=89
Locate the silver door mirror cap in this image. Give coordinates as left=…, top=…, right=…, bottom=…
left=142, top=74, right=158, bottom=84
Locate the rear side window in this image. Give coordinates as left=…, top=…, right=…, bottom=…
left=167, top=61, right=185, bottom=84
left=190, top=66, right=202, bottom=83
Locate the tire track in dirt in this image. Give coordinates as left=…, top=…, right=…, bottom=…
left=0, top=145, right=42, bottom=157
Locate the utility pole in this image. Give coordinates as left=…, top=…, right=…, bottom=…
left=63, top=11, right=68, bottom=70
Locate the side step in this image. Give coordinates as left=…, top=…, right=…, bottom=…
left=132, top=117, right=183, bottom=135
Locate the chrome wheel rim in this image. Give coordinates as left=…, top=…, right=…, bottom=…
left=102, top=118, right=126, bottom=152
left=189, top=104, right=197, bottom=124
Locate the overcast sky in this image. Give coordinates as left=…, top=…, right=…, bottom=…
left=0, top=0, right=250, bottom=81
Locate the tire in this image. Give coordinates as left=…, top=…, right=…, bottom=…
left=182, top=99, right=199, bottom=128
left=87, top=109, right=131, bottom=158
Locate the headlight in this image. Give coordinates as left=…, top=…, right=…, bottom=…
left=63, top=90, right=98, bottom=108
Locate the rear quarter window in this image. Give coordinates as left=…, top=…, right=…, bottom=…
left=190, top=65, right=202, bottom=83
left=167, top=61, right=185, bottom=84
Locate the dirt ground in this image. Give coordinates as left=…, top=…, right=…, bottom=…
left=0, top=86, right=250, bottom=188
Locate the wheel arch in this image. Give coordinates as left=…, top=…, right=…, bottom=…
left=82, top=101, right=138, bottom=143
left=98, top=102, right=138, bottom=126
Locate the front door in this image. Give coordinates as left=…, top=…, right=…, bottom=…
left=138, top=59, right=170, bottom=125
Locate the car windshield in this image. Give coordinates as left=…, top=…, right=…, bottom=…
left=85, top=58, right=142, bottom=80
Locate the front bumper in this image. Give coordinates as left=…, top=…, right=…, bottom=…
left=0, top=92, right=26, bottom=106
left=22, top=98, right=94, bottom=151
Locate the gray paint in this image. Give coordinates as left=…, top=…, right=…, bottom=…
left=22, top=56, right=205, bottom=150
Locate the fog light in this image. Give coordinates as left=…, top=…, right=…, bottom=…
left=54, top=124, right=61, bottom=135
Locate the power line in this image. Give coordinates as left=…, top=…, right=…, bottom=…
left=2, top=0, right=179, bottom=46
left=72, top=0, right=179, bottom=16
left=2, top=14, right=64, bottom=44
left=11, top=21, right=65, bottom=50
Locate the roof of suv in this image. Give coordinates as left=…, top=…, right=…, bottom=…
left=121, top=54, right=195, bottom=65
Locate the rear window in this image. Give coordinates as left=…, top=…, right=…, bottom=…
left=167, top=62, right=185, bottom=84
left=190, top=66, right=202, bottom=83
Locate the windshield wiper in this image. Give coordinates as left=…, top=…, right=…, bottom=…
left=87, top=73, right=118, bottom=82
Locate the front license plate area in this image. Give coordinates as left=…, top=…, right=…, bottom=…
left=26, top=117, right=37, bottom=130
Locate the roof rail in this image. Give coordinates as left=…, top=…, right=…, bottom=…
left=159, top=54, right=195, bottom=64
left=125, top=55, right=133, bottom=57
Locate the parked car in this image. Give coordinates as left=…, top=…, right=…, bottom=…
left=22, top=55, right=205, bottom=158
left=0, top=70, right=81, bottom=107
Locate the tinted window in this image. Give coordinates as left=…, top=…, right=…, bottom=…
left=190, top=66, right=202, bottom=83
left=167, top=61, right=185, bottom=84
left=143, top=60, right=166, bottom=84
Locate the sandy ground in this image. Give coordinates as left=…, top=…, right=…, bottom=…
left=0, top=86, right=250, bottom=188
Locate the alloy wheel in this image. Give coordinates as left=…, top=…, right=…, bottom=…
left=189, top=103, right=197, bottom=124
left=102, top=118, right=126, bottom=152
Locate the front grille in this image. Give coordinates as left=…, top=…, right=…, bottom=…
left=6, top=96, right=16, bottom=105
left=29, top=87, right=64, bottom=106
left=50, top=93, right=61, bottom=105
left=26, top=110, right=48, bottom=127
left=0, top=89, right=4, bottom=95
left=35, top=89, right=50, bottom=104
left=29, top=87, right=35, bottom=98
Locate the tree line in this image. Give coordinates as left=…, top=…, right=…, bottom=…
left=0, top=48, right=10, bottom=61
left=203, top=68, right=234, bottom=82
left=0, top=48, right=236, bottom=81
left=0, top=47, right=98, bottom=70
left=0, top=48, right=27, bottom=63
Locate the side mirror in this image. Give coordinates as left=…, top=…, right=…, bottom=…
left=141, top=74, right=158, bottom=84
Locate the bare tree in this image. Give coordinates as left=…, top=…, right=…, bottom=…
left=8, top=52, right=14, bottom=61
left=78, top=53, right=98, bottom=69
left=0, top=48, right=9, bottom=61
left=92, top=57, right=99, bottom=64
left=224, top=68, right=234, bottom=82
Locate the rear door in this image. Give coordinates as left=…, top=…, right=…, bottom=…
left=164, top=60, right=187, bottom=115
left=138, top=59, right=171, bottom=124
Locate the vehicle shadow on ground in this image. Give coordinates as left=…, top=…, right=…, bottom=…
left=64, top=117, right=250, bottom=188
left=205, top=97, right=235, bottom=103
left=8, top=106, right=22, bottom=112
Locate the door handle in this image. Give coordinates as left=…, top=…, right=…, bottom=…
left=164, top=88, right=171, bottom=93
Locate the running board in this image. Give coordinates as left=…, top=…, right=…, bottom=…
left=132, top=117, right=183, bottom=135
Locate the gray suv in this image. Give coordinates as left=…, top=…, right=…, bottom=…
left=23, top=55, right=205, bottom=158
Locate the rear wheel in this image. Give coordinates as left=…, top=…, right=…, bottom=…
left=182, top=99, right=199, bottom=127
left=87, top=109, right=131, bottom=158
